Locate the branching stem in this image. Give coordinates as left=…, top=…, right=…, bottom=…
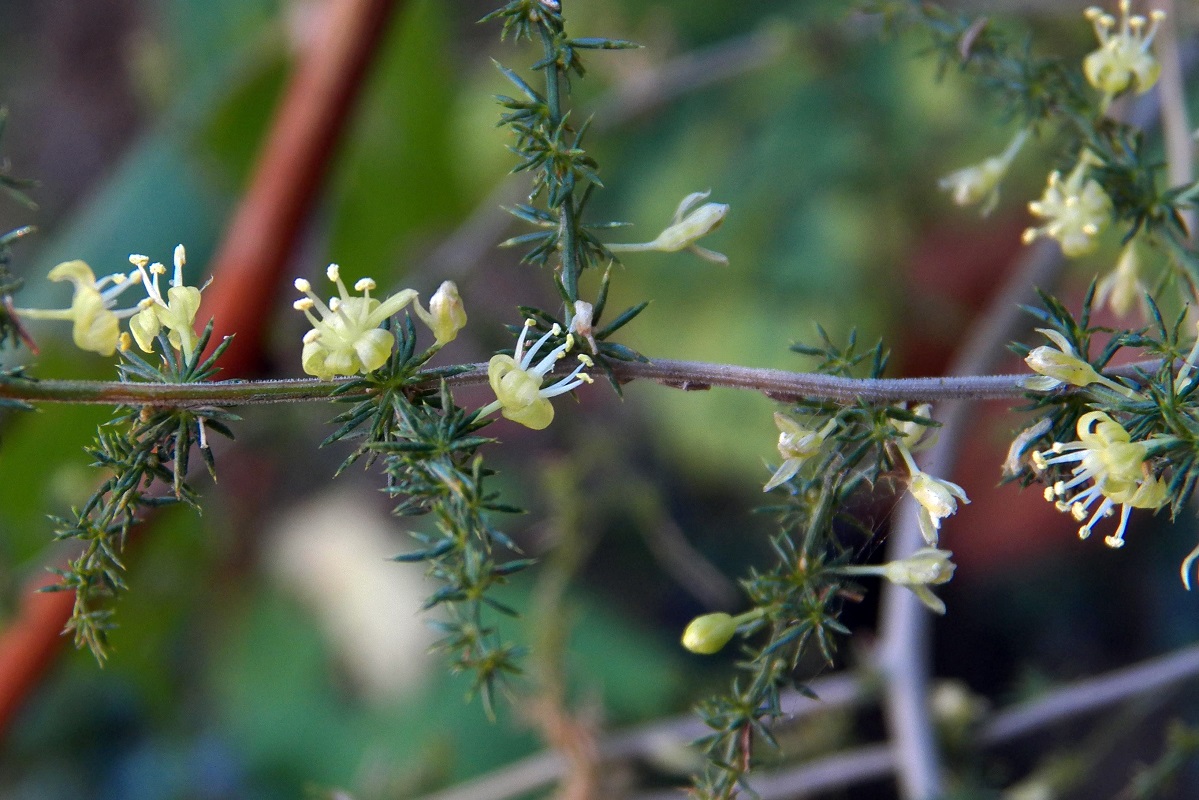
left=0, top=358, right=1106, bottom=408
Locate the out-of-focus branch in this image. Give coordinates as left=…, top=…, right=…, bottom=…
left=875, top=239, right=1067, bottom=800
left=636, top=642, right=1199, bottom=800
left=1150, top=0, right=1194, bottom=237
left=416, top=673, right=864, bottom=800
left=199, top=0, right=401, bottom=374
left=0, top=0, right=400, bottom=739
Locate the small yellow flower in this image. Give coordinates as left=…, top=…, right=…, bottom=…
left=1022, top=328, right=1138, bottom=400
left=128, top=245, right=206, bottom=357
left=413, top=280, right=466, bottom=347
left=939, top=129, right=1029, bottom=215
left=1022, top=155, right=1112, bottom=257
left=292, top=264, right=417, bottom=380
left=482, top=320, right=592, bottom=430
left=897, top=443, right=969, bottom=546
left=1033, top=410, right=1167, bottom=548
left=607, top=190, right=729, bottom=265
left=763, top=415, right=837, bottom=492
left=1083, top=2, right=1164, bottom=98
left=13, top=260, right=144, bottom=356
left=841, top=547, right=957, bottom=615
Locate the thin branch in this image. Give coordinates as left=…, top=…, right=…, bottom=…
left=980, top=641, right=1199, bottom=745
left=0, top=351, right=1165, bottom=408
left=639, top=642, right=1199, bottom=800
left=1150, top=0, right=1194, bottom=238
left=414, top=673, right=864, bottom=800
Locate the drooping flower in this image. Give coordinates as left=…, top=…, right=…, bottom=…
left=840, top=547, right=958, bottom=615
left=1083, top=2, right=1165, bottom=99
left=763, top=414, right=837, bottom=492
left=482, top=320, right=592, bottom=430
left=1022, top=155, right=1112, bottom=257
left=128, top=245, right=206, bottom=357
left=897, top=443, right=970, bottom=546
left=1096, top=239, right=1148, bottom=319
left=12, top=260, right=145, bottom=356
left=1033, top=410, right=1168, bottom=549
left=607, top=190, right=729, bottom=265
left=938, top=128, right=1029, bottom=215
left=413, top=280, right=466, bottom=347
left=1022, top=327, right=1138, bottom=398
left=292, top=264, right=417, bottom=380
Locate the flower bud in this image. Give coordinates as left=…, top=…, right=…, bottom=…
left=681, top=613, right=737, bottom=655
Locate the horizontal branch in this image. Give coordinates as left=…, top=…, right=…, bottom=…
left=0, top=357, right=1054, bottom=408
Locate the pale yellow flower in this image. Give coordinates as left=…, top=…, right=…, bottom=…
left=1083, top=1, right=1164, bottom=98
left=128, top=245, right=206, bottom=357
left=1022, top=327, right=1137, bottom=398
left=481, top=321, right=592, bottom=430
left=938, top=129, right=1028, bottom=215
left=413, top=280, right=466, bottom=347
left=14, top=260, right=143, bottom=356
left=1033, top=410, right=1167, bottom=548
left=763, top=415, right=837, bottom=492
left=608, top=190, right=729, bottom=265
left=841, top=547, right=957, bottom=615
left=292, top=264, right=417, bottom=380
left=897, top=443, right=969, bottom=546
left=1022, top=155, right=1112, bottom=257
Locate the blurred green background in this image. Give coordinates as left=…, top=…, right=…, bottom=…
left=1, top=1, right=1199, bottom=797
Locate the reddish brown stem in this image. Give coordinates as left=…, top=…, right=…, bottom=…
left=0, top=0, right=400, bottom=737
left=201, top=0, right=401, bottom=374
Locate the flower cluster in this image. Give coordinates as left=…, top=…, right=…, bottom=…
left=13, top=246, right=204, bottom=357
left=1083, top=1, right=1164, bottom=99
left=1033, top=411, right=1167, bottom=549
left=1022, top=154, right=1112, bottom=258
left=482, top=320, right=593, bottom=430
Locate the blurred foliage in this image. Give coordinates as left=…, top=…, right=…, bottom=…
left=0, top=0, right=1197, bottom=798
